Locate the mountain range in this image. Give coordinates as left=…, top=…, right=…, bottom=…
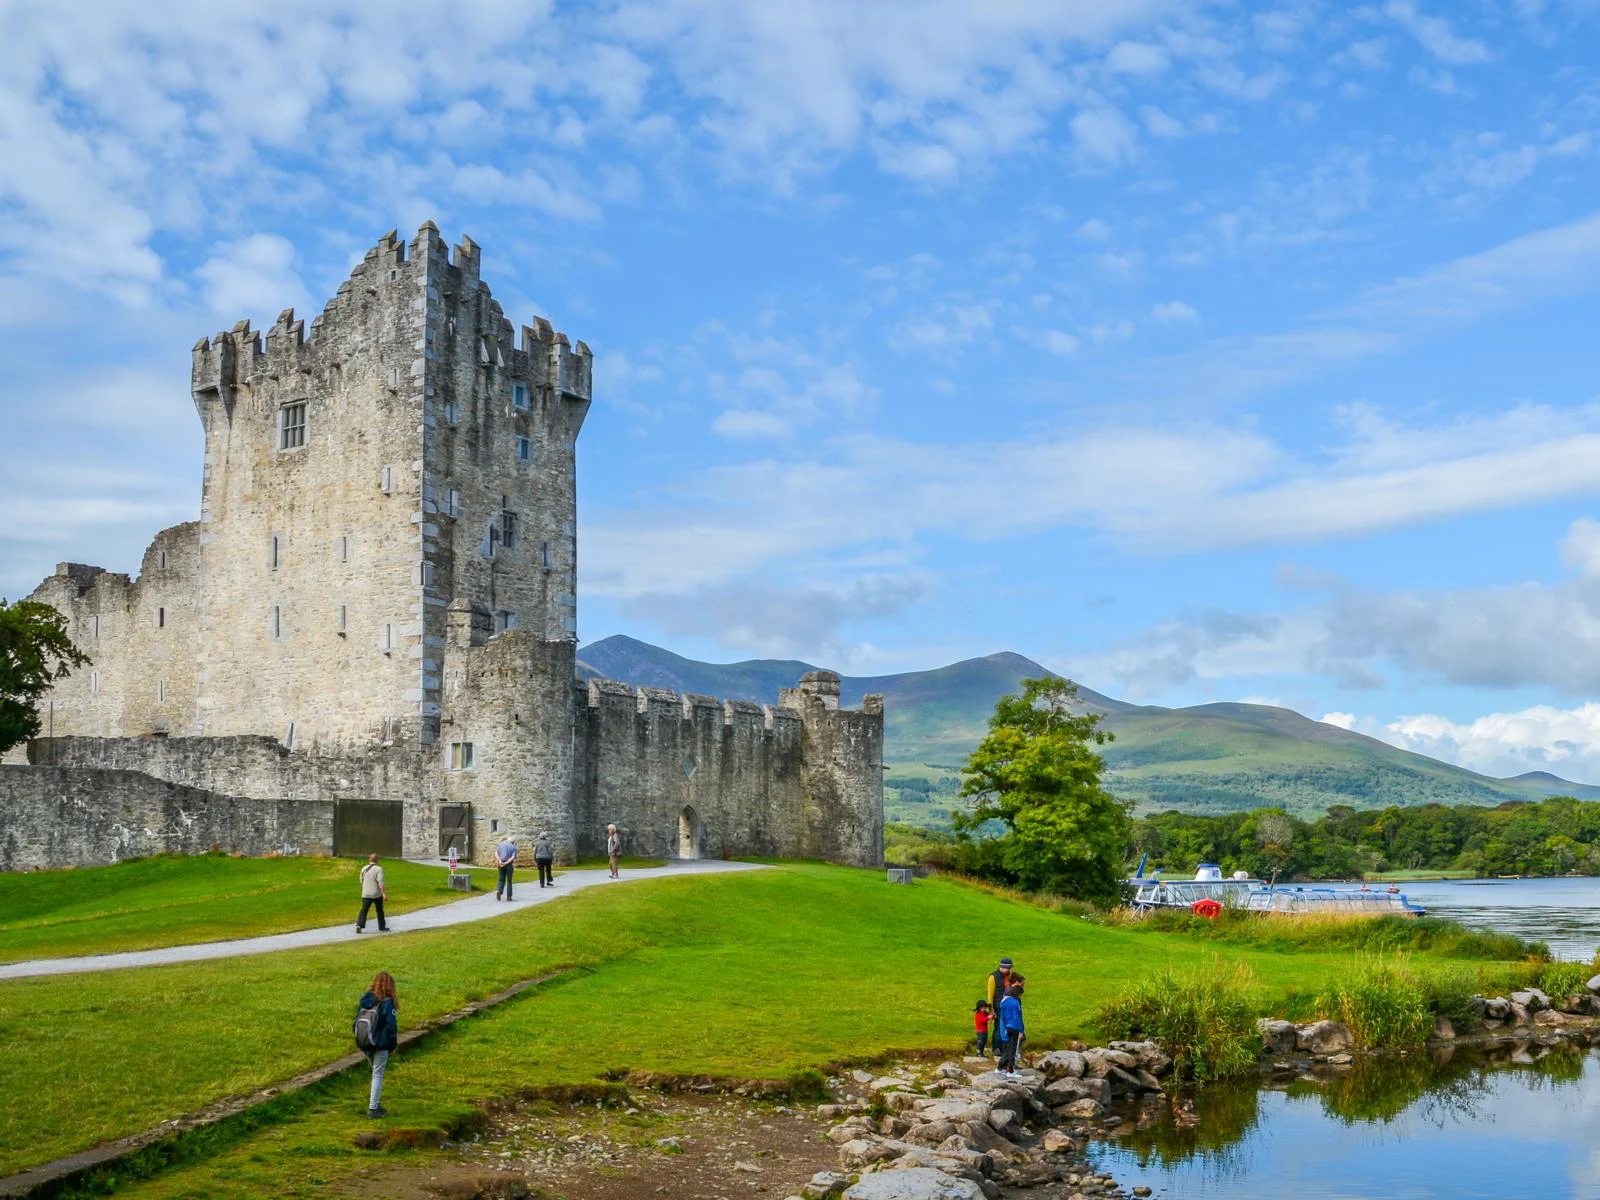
left=576, top=635, right=1600, bottom=822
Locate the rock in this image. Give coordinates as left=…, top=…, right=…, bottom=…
left=1055, top=1098, right=1106, bottom=1120
left=1328, top=1053, right=1354, bottom=1066
left=1588, top=974, right=1600, bottom=994
left=734, top=1161, right=763, bottom=1173
left=1508, top=1001, right=1531, bottom=1025
left=1040, top=1130, right=1075, bottom=1154
left=843, top=1168, right=984, bottom=1200
left=886, top=1092, right=923, bottom=1113
left=1257, top=1019, right=1299, bottom=1056
left=840, top=1139, right=900, bottom=1169
left=1511, top=989, right=1551, bottom=1012
left=1561, top=993, right=1591, bottom=1015
left=902, top=1121, right=961, bottom=1148
left=819, top=1103, right=869, bottom=1119
left=873, top=1077, right=917, bottom=1096
left=1534, top=1008, right=1567, bottom=1026
left=1431, top=1014, right=1455, bottom=1041
left=1134, top=1189, right=1153, bottom=1197
left=986, top=1109, right=1016, bottom=1133
left=879, top=1115, right=912, bottom=1136
left=853, top=1070, right=876, bottom=1084
left=1099, top=1049, right=1140, bottom=1069
left=1045, top=1076, right=1112, bottom=1107
left=1295, top=1020, right=1353, bottom=1054
left=1035, top=1050, right=1087, bottom=1080
left=803, top=1172, right=851, bottom=1200
left=956, top=1119, right=1021, bottom=1159
left=937, top=1062, right=968, bottom=1081
left=1484, top=997, right=1510, bottom=1020
left=1102, top=1065, right=1152, bottom=1096
left=1138, top=1047, right=1173, bottom=1077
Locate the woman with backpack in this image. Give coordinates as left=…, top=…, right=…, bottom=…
left=354, top=970, right=400, bottom=1118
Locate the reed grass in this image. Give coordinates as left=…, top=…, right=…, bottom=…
left=1094, top=960, right=1263, bottom=1082
left=1316, top=955, right=1431, bottom=1049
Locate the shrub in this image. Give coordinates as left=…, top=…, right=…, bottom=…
left=1419, top=968, right=1483, bottom=1034
left=1095, top=960, right=1262, bottom=1082
left=1316, top=956, right=1431, bottom=1049
left=1536, top=961, right=1590, bottom=1001
left=1111, top=909, right=1542, bottom=962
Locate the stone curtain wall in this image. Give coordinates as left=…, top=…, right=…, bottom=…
left=0, top=765, right=333, bottom=871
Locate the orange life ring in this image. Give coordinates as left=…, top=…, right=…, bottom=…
left=1191, top=898, right=1223, bottom=919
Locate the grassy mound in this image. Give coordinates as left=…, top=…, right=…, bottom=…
left=0, top=853, right=473, bottom=963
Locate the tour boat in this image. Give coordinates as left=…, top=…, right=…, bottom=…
left=1129, top=864, right=1426, bottom=917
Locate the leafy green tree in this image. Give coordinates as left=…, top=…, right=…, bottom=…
left=954, top=676, right=1131, bottom=904
left=0, top=599, right=90, bottom=754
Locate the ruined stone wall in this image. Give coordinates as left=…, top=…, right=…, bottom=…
left=570, top=679, right=818, bottom=861
left=0, top=765, right=334, bottom=871
left=24, top=525, right=203, bottom=739
left=29, top=735, right=436, bottom=858
left=780, top=673, right=886, bottom=866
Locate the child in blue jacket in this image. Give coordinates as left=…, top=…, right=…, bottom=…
left=997, top=979, right=1025, bottom=1075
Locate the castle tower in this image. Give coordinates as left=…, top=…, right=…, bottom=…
left=188, top=225, right=591, bottom=749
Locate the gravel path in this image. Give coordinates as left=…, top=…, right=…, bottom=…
left=0, top=859, right=766, bottom=980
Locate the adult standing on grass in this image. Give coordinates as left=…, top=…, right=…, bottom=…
left=605, top=823, right=621, bottom=878
left=533, top=831, right=555, bottom=888
left=986, top=956, right=1014, bottom=1059
left=495, top=833, right=518, bottom=901
left=354, top=971, right=400, bottom=1119
left=356, top=854, right=389, bottom=932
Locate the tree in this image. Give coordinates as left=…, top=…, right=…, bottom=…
left=0, top=599, right=90, bottom=754
left=954, top=676, right=1131, bottom=905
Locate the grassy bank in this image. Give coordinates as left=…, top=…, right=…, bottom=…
left=0, top=863, right=1546, bottom=1187
left=0, top=854, right=471, bottom=962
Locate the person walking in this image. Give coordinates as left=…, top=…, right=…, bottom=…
left=997, top=980, right=1025, bottom=1076
left=605, top=824, right=621, bottom=878
left=495, top=833, right=518, bottom=901
left=356, top=854, right=389, bottom=932
left=533, top=831, right=555, bottom=888
left=973, top=1000, right=993, bottom=1057
left=986, top=956, right=1014, bottom=1061
left=354, top=970, right=400, bottom=1118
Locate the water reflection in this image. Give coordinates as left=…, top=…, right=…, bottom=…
left=1097, top=1034, right=1600, bottom=1199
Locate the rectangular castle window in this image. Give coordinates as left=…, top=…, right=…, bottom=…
left=89, top=670, right=99, bottom=695
left=284, top=721, right=298, bottom=750
left=443, top=400, right=459, bottom=425
left=91, top=614, right=99, bottom=638
left=481, top=519, right=499, bottom=560
left=270, top=534, right=281, bottom=571
left=157, top=606, right=165, bottom=628
left=380, top=465, right=395, bottom=494
left=157, top=678, right=166, bottom=704
left=512, top=381, right=530, bottom=409
left=445, top=489, right=462, bottom=518
left=516, top=436, right=531, bottom=463
left=158, top=550, right=167, bottom=569
left=279, top=402, right=307, bottom=450
left=338, top=604, right=348, bottom=635
left=448, top=742, right=475, bottom=770
left=417, top=561, right=435, bottom=588
left=381, top=623, right=394, bottom=653
left=500, top=499, right=517, bottom=548
left=271, top=606, right=282, bottom=640
left=495, top=609, right=517, bottom=632
left=539, top=541, right=553, bottom=570
left=337, top=535, right=349, bottom=562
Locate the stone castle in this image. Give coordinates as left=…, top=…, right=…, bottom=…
left=5, top=225, right=884, bottom=869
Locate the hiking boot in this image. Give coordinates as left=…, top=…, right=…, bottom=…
left=367, top=1105, right=387, bottom=1119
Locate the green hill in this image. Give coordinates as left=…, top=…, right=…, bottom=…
left=576, top=636, right=1599, bottom=821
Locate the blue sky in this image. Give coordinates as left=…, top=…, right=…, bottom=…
left=3, top=0, right=1600, bottom=780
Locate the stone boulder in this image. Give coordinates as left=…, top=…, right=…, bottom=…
left=1431, top=1014, right=1455, bottom=1041
left=1510, top=989, right=1551, bottom=1013
left=1040, top=1129, right=1076, bottom=1154
left=843, top=1168, right=985, bottom=1200
left=1587, top=974, right=1600, bottom=994
left=1295, top=1020, right=1353, bottom=1054
left=839, top=1139, right=899, bottom=1169
left=1508, top=1001, right=1531, bottom=1026
left=1034, top=1050, right=1086, bottom=1080
left=1483, top=996, right=1510, bottom=1021
left=1257, top=1018, right=1299, bottom=1057
left=803, top=1172, right=851, bottom=1199
left=1054, top=1097, right=1105, bottom=1120
left=1044, top=1076, right=1111, bottom=1107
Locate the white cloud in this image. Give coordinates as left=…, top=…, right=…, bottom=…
left=1151, top=299, right=1199, bottom=323
left=1139, top=105, right=1185, bottom=138
left=1337, top=705, right=1600, bottom=784
left=1075, top=218, right=1114, bottom=242
left=1104, top=41, right=1169, bottom=75
left=1071, top=106, right=1139, bottom=167
left=1385, top=0, right=1492, bottom=66
left=1560, top=518, right=1600, bottom=578
left=196, top=235, right=310, bottom=321
left=711, top=409, right=792, bottom=439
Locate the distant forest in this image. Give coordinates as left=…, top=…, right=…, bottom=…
left=1133, top=796, right=1600, bottom=880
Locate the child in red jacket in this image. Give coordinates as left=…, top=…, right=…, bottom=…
left=973, top=1000, right=993, bottom=1057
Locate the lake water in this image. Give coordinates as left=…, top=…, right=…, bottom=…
left=1391, top=876, right=1600, bottom=961
left=1092, top=1039, right=1600, bottom=1199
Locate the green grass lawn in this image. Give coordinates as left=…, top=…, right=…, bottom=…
left=0, top=854, right=474, bottom=963
left=0, top=862, right=1539, bottom=1190
left=1363, top=868, right=1479, bottom=881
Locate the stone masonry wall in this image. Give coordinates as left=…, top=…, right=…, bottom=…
left=0, top=765, right=333, bottom=871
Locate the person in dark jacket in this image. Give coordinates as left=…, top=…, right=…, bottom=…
left=356, top=970, right=400, bottom=1117
left=986, top=956, right=1014, bottom=1061
left=533, top=832, right=555, bottom=888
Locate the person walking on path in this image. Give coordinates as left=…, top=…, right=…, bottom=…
left=986, top=956, right=1014, bottom=1060
left=533, top=832, right=555, bottom=888
left=495, top=834, right=518, bottom=901
left=356, top=854, right=389, bottom=932
left=354, top=971, right=400, bottom=1118
left=605, top=824, right=622, bottom=878
left=997, top=980, right=1025, bottom=1076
